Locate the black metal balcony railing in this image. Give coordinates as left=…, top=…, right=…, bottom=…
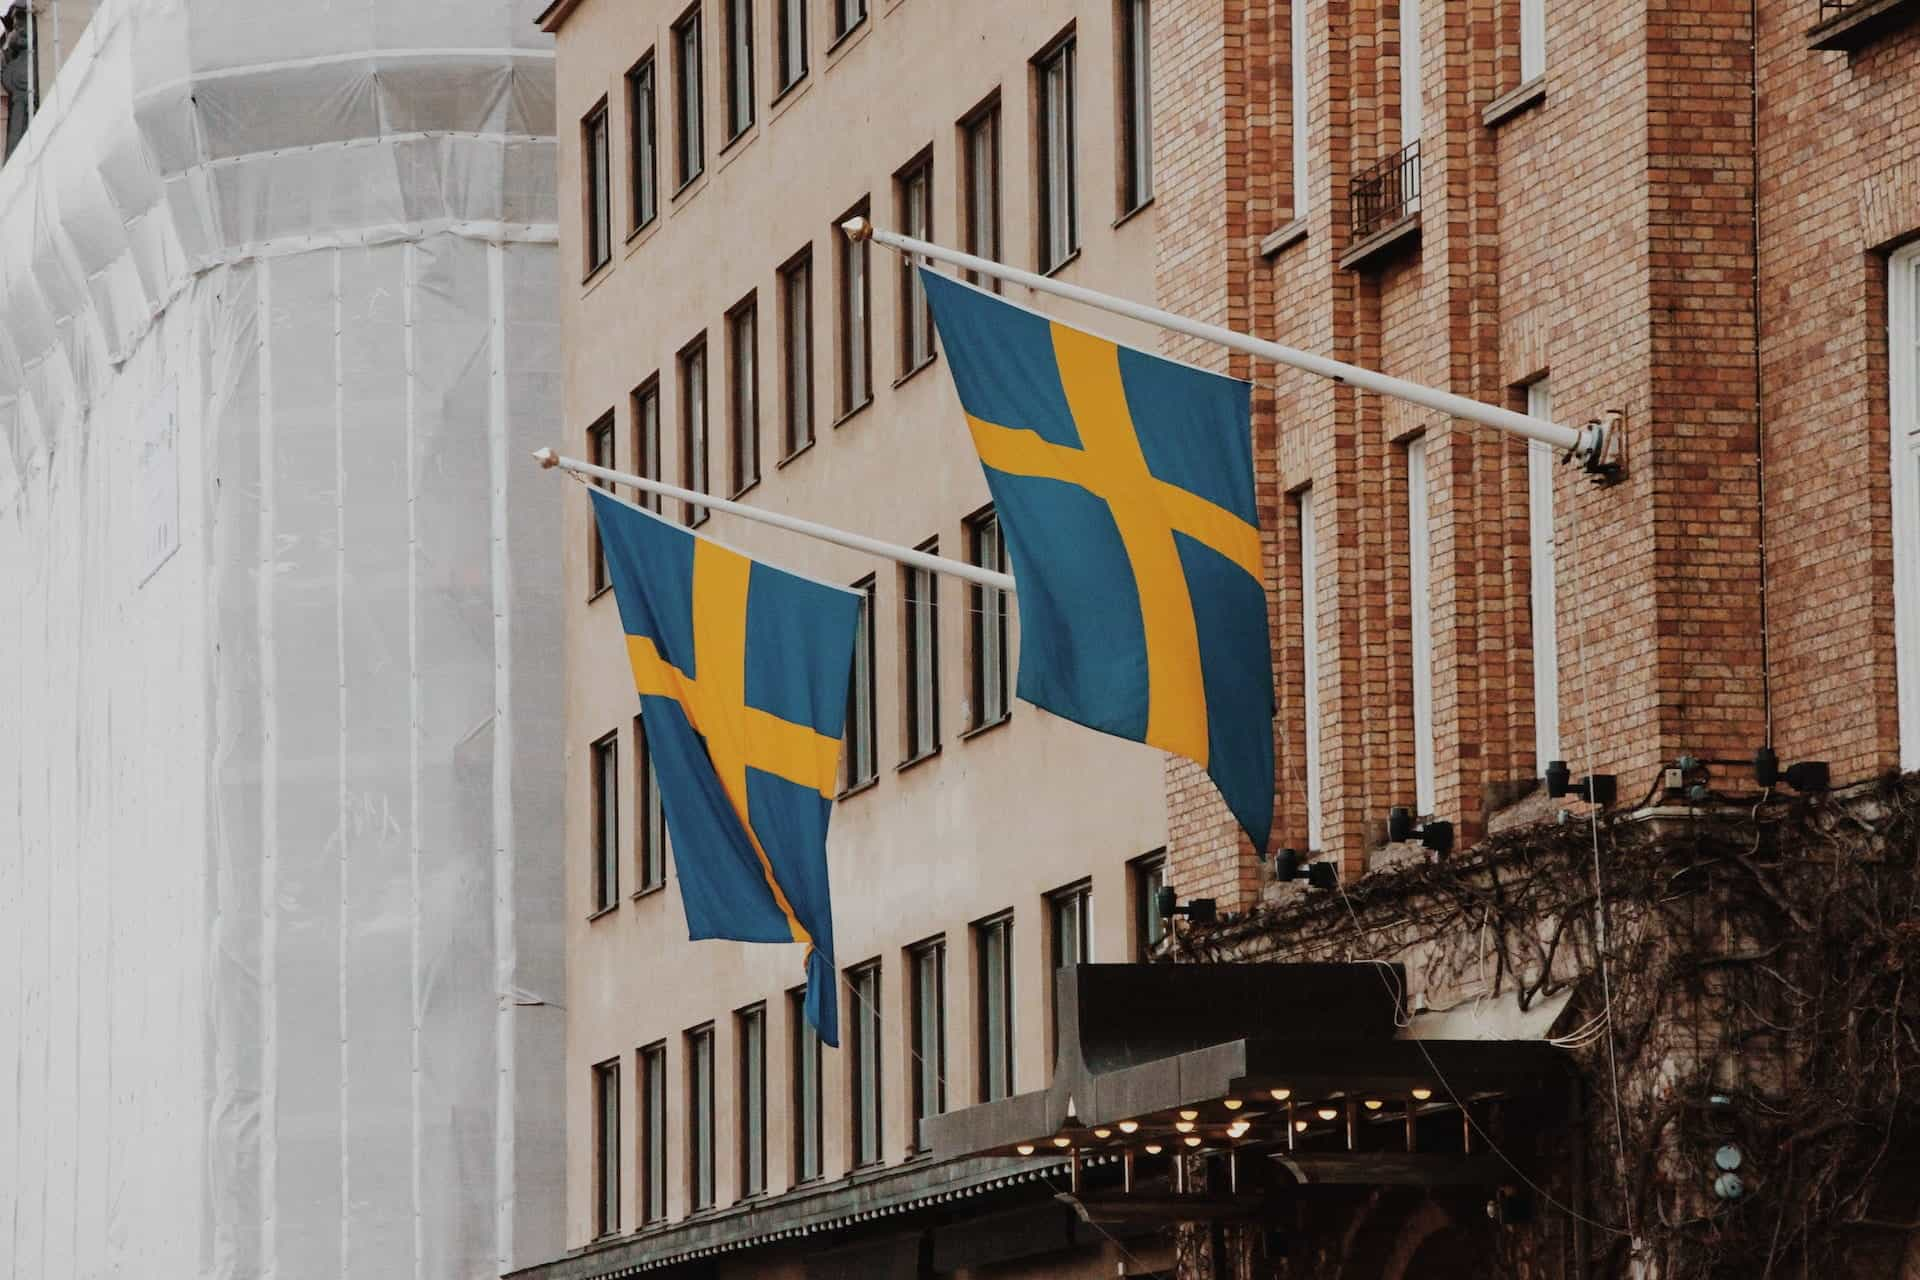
left=1818, top=0, right=1856, bottom=16
left=1350, top=140, right=1421, bottom=244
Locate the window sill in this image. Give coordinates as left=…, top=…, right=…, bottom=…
left=1260, top=218, right=1309, bottom=258
left=586, top=902, right=621, bottom=923
left=588, top=582, right=613, bottom=604
left=892, top=351, right=938, bottom=389
left=824, top=18, right=869, bottom=58
left=688, top=510, right=711, bottom=529
left=1041, top=248, right=1082, bottom=279
left=581, top=257, right=614, bottom=290
left=625, top=214, right=659, bottom=251
left=836, top=775, right=879, bottom=801
left=895, top=744, right=942, bottom=775
left=719, top=123, right=756, bottom=159
left=1112, top=196, right=1154, bottom=230
left=776, top=437, right=817, bottom=469
left=1482, top=76, right=1546, bottom=128
left=770, top=74, right=810, bottom=113
left=630, top=883, right=666, bottom=902
left=671, top=170, right=707, bottom=204
left=1808, top=0, right=1920, bottom=50
left=960, top=713, right=1011, bottom=741
left=831, top=396, right=873, bottom=430
left=1339, top=212, right=1421, bottom=273
left=729, top=476, right=762, bottom=502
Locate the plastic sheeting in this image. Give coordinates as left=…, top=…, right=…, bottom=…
left=0, top=2, right=565, bottom=1277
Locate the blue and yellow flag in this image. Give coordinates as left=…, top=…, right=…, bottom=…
left=591, top=488, right=858, bottom=1046
left=920, top=268, right=1274, bottom=855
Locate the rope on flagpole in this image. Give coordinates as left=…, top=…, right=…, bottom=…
left=533, top=448, right=1018, bottom=594
left=843, top=218, right=1621, bottom=479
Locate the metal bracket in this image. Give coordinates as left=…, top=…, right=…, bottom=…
left=1571, top=409, right=1626, bottom=484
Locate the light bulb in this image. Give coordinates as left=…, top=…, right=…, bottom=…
left=1363, top=1099, right=1384, bottom=1111
left=1270, top=1088, right=1292, bottom=1102
left=1179, top=1109, right=1199, bottom=1121
left=1174, top=1120, right=1195, bottom=1133
left=1093, top=1128, right=1112, bottom=1139
left=1411, top=1087, right=1433, bottom=1102
left=1118, top=1120, right=1139, bottom=1134
left=1223, top=1098, right=1243, bottom=1111
left=1144, top=1143, right=1163, bottom=1154
left=1294, top=1120, right=1308, bottom=1132
left=1227, top=1121, right=1249, bottom=1138
left=1052, top=1135, right=1072, bottom=1148
left=1016, top=1143, right=1035, bottom=1155
left=1316, top=1107, right=1339, bottom=1121
left=1183, top=1135, right=1203, bottom=1148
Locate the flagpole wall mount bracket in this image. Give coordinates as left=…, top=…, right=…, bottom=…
left=1573, top=410, right=1626, bottom=485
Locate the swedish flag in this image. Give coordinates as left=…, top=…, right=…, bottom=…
left=591, top=488, right=858, bottom=1046
left=920, top=268, right=1274, bottom=855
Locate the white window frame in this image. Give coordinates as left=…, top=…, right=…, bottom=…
left=1299, top=490, right=1324, bottom=848
left=1527, top=381, right=1561, bottom=775
left=1520, top=0, right=1546, bottom=83
left=1400, top=0, right=1422, bottom=146
left=1407, top=437, right=1435, bottom=815
left=1892, top=243, right=1920, bottom=768
left=1290, top=0, right=1309, bottom=220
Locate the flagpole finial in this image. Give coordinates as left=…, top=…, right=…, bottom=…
left=840, top=216, right=872, bottom=243
left=533, top=447, right=559, bottom=469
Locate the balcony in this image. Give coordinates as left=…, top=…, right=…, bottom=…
left=1342, top=140, right=1421, bottom=272
left=1808, top=0, right=1920, bottom=50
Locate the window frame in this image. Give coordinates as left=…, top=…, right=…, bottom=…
left=895, top=148, right=936, bottom=376
left=777, top=0, right=809, bottom=92
left=686, top=1023, right=716, bottom=1211
left=1890, top=242, right=1920, bottom=769
left=633, top=713, right=667, bottom=893
left=1117, top=0, right=1153, bottom=215
left=640, top=1041, right=668, bottom=1224
left=679, top=335, right=710, bottom=527
left=974, top=912, right=1015, bottom=1102
left=1399, top=0, right=1423, bottom=147
left=966, top=506, right=1010, bottom=730
left=1046, top=880, right=1091, bottom=1061
left=1130, top=850, right=1168, bottom=962
left=847, top=960, right=884, bottom=1168
left=736, top=1003, right=768, bottom=1198
left=724, top=0, right=755, bottom=141
left=672, top=4, right=706, bottom=190
left=1525, top=380, right=1561, bottom=777
left=628, top=52, right=660, bottom=233
left=1297, top=488, right=1324, bottom=847
left=907, top=935, right=947, bottom=1152
left=903, top=540, right=941, bottom=762
left=587, top=411, right=617, bottom=597
left=1034, top=31, right=1080, bottom=272
left=790, top=986, right=825, bottom=1183
left=959, top=94, right=1003, bottom=289
left=832, top=0, right=868, bottom=44
left=591, top=729, right=620, bottom=911
left=1406, top=435, right=1435, bottom=815
left=593, top=1057, right=622, bottom=1237
left=632, top=376, right=663, bottom=514
left=842, top=575, right=879, bottom=791
left=1290, top=0, right=1310, bottom=221
left=1519, top=0, right=1546, bottom=83
left=836, top=197, right=874, bottom=417
left=583, top=98, right=612, bottom=276
left=779, top=247, right=815, bottom=458
left=727, top=293, right=760, bottom=496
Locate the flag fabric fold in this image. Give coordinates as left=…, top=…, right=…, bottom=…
left=591, top=488, right=858, bottom=1046
left=919, top=266, right=1275, bottom=855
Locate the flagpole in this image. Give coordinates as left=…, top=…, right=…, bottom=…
left=843, top=218, right=1615, bottom=473
left=533, top=448, right=1018, bottom=594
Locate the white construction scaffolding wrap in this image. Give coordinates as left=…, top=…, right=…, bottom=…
left=0, top=2, right=567, bottom=1277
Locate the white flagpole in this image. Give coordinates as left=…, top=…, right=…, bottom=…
left=842, top=218, right=1611, bottom=468
left=534, top=448, right=1018, bottom=594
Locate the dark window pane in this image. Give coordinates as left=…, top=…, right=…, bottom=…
left=642, top=1044, right=667, bottom=1222
left=629, top=57, right=658, bottom=229
left=1037, top=39, right=1078, bottom=270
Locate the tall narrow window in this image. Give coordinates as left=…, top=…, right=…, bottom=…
left=1118, top=0, right=1152, bottom=213
left=1890, top=244, right=1920, bottom=769
left=833, top=0, right=867, bottom=41
left=1130, top=851, right=1167, bottom=961
left=1399, top=0, right=1423, bottom=147
left=896, top=153, right=935, bottom=373
left=725, top=0, right=754, bottom=139
left=641, top=1042, right=667, bottom=1223
left=673, top=6, right=705, bottom=188
left=593, top=1058, right=621, bottom=1236
left=975, top=913, right=1014, bottom=1102
left=1406, top=437, right=1435, bottom=815
left=591, top=731, right=619, bottom=910
left=1520, top=0, right=1546, bottom=82
left=632, top=378, right=662, bottom=513
left=967, top=507, right=1009, bottom=728
left=587, top=412, right=616, bottom=595
left=1290, top=0, right=1309, bottom=220
left=679, top=337, right=709, bottom=526
left=634, top=714, right=667, bottom=891
left=584, top=101, right=611, bottom=274
left=790, top=988, right=824, bottom=1182
left=1526, top=382, right=1560, bottom=776
left=1298, top=489, right=1323, bottom=847
left=778, top=0, right=808, bottom=89
left=847, top=962, right=883, bottom=1167
left=629, top=54, right=659, bottom=231
left=737, top=1005, right=766, bottom=1197
left=1047, top=882, right=1091, bottom=1058
left=686, top=1025, right=715, bottom=1210
left=908, top=937, right=946, bottom=1151
left=728, top=297, right=759, bottom=494
left=904, top=544, right=939, bottom=760
left=837, top=199, right=872, bottom=414
left=844, top=576, right=878, bottom=788
left=1036, top=35, right=1079, bottom=271
left=961, top=99, right=1002, bottom=286
left=780, top=249, right=814, bottom=456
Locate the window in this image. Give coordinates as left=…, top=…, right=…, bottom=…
left=673, top=6, right=705, bottom=188
left=1290, top=0, right=1309, bottom=220
left=837, top=199, right=872, bottom=414
left=961, top=99, right=1002, bottom=285
left=679, top=337, right=709, bottom=526
left=1520, top=0, right=1546, bottom=82
left=1399, top=0, right=1423, bottom=147
left=593, top=1058, right=621, bottom=1236
left=1890, top=243, right=1920, bottom=769
left=1526, top=382, right=1560, bottom=776
left=584, top=100, right=611, bottom=274
left=975, top=913, right=1014, bottom=1101
left=1036, top=35, right=1079, bottom=271
left=904, top=544, right=939, bottom=760
left=780, top=249, right=814, bottom=456
left=629, top=54, right=659, bottom=231
left=686, top=1025, right=715, bottom=1210
left=1048, top=882, right=1091, bottom=1057
left=967, top=508, right=1009, bottom=728
left=737, top=1005, right=767, bottom=1197
left=908, top=937, right=946, bottom=1150
left=896, top=152, right=935, bottom=373
left=847, top=961, right=883, bottom=1167
left=1131, top=852, right=1167, bottom=961
left=790, top=987, right=824, bottom=1182
left=833, top=0, right=867, bottom=42
left=1298, top=489, right=1323, bottom=846
left=1118, top=0, right=1152, bottom=213
left=725, top=0, right=755, bottom=139
left=1406, top=436, right=1435, bottom=815
left=632, top=378, right=662, bottom=514
left=728, top=296, right=760, bottom=494
left=777, top=0, right=807, bottom=89
left=641, top=1042, right=668, bottom=1223
left=843, top=576, right=878, bottom=788
left=587, top=412, right=616, bottom=595
left=634, top=714, right=667, bottom=892
left=591, top=731, right=619, bottom=910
